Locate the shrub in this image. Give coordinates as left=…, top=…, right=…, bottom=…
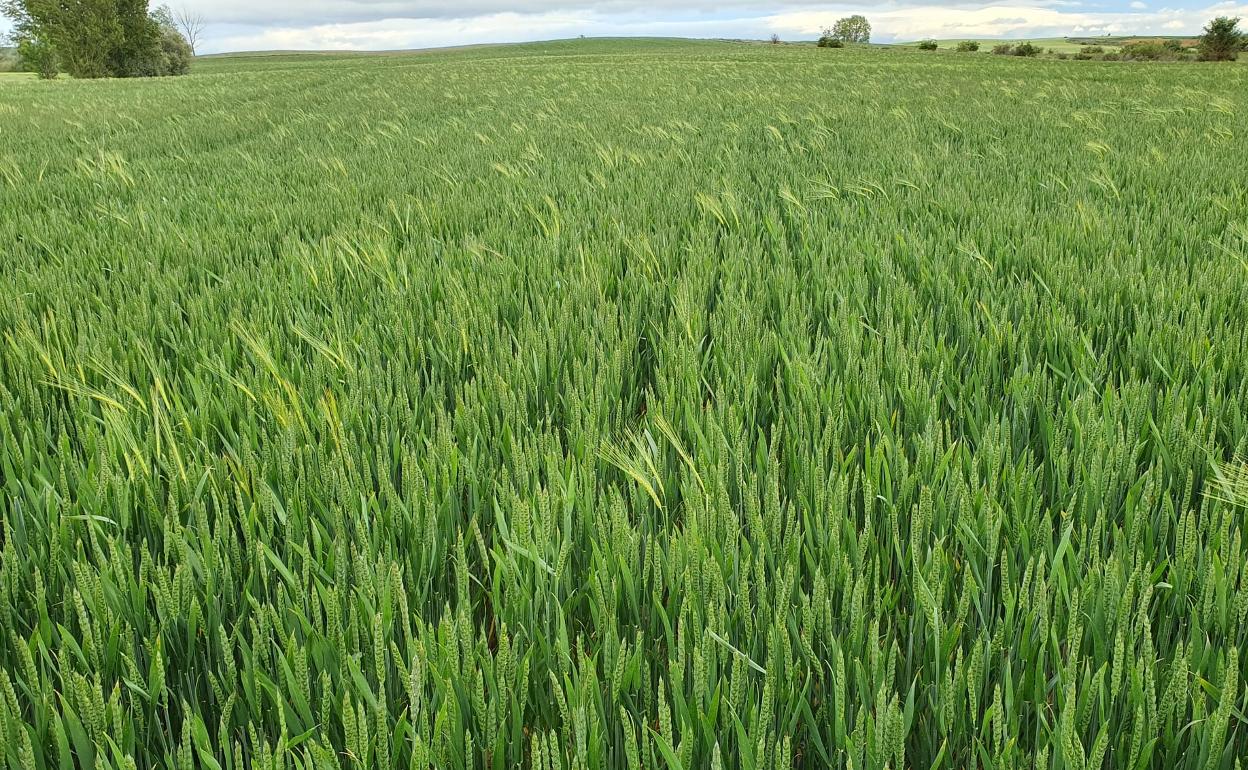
left=156, top=24, right=191, bottom=75
left=956, top=40, right=980, bottom=52
left=1102, top=52, right=1121, bottom=61
left=1073, top=53, right=1093, bottom=60
left=1013, top=42, right=1042, bottom=57
left=770, top=34, right=780, bottom=45
left=1055, top=52, right=1070, bottom=60
left=1197, top=16, right=1242, bottom=61
left=1163, top=38, right=1183, bottom=52
left=817, top=34, right=844, bottom=48
left=1081, top=45, right=1105, bottom=54
left=992, top=43, right=1014, bottom=55
left=1122, top=42, right=1170, bottom=60
left=917, top=40, right=938, bottom=50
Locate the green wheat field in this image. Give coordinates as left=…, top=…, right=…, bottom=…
left=1, top=38, right=1247, bottom=770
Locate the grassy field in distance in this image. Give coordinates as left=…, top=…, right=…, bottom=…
left=897, top=36, right=1096, bottom=52
left=1, top=38, right=1247, bottom=770
left=895, top=35, right=1214, bottom=53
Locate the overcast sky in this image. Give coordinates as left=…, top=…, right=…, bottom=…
left=5, top=0, right=1247, bottom=53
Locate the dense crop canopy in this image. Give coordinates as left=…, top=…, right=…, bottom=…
left=1, top=39, right=1247, bottom=769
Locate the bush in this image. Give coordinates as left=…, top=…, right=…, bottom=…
left=1121, top=42, right=1170, bottom=60
left=1081, top=46, right=1105, bottom=54
left=1198, top=16, right=1242, bottom=61
left=1073, top=53, right=1094, bottom=60
left=156, top=25, right=191, bottom=75
left=992, top=43, right=1014, bottom=55
left=917, top=40, right=938, bottom=50
left=1102, top=52, right=1121, bottom=61
left=770, top=34, right=780, bottom=45
left=956, top=41, right=980, bottom=52
left=1055, top=52, right=1069, bottom=60
left=1013, top=42, right=1042, bottom=57
left=1163, top=38, right=1183, bottom=52
left=817, top=35, right=844, bottom=48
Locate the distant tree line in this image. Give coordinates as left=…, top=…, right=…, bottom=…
left=1, top=0, right=195, bottom=79
left=808, top=14, right=1242, bottom=62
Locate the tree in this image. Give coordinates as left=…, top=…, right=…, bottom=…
left=1, top=0, right=191, bottom=78
left=831, top=15, right=871, bottom=44
left=1197, top=16, right=1242, bottom=61
left=0, top=0, right=50, bottom=75
left=770, top=33, right=780, bottom=45
left=169, top=5, right=203, bottom=55
left=3, top=0, right=120, bottom=77
left=18, top=33, right=58, bottom=78
left=110, top=0, right=162, bottom=77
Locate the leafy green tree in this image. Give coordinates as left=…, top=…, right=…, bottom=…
left=17, top=32, right=58, bottom=77
left=831, top=15, right=871, bottom=44
left=109, top=0, right=161, bottom=76
left=1, top=0, right=189, bottom=78
left=1, top=0, right=50, bottom=75
left=1197, top=16, right=1242, bottom=61
left=3, top=0, right=120, bottom=77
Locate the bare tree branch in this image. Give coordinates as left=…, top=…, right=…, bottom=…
left=173, top=6, right=204, bottom=56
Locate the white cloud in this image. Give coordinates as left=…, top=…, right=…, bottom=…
left=1130, top=2, right=1147, bottom=8
left=209, top=11, right=797, bottom=52
left=209, top=2, right=1248, bottom=52
left=178, top=0, right=945, bottom=27
left=213, top=12, right=588, bottom=51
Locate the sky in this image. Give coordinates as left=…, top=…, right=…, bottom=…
left=4, top=0, right=1247, bottom=53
